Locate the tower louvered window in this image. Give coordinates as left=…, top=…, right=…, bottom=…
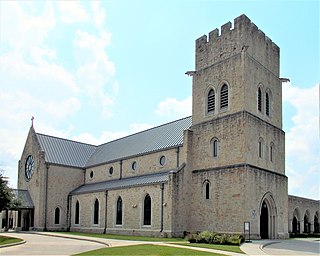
left=266, top=92, right=270, bottom=116
left=207, top=89, right=215, bottom=113
left=220, top=84, right=228, bottom=109
left=258, top=88, right=262, bottom=112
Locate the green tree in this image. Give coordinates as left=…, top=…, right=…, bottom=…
left=0, top=171, right=14, bottom=212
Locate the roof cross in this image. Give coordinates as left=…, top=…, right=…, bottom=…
left=31, top=116, right=34, bottom=127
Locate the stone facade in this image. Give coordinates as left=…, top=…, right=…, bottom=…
left=12, top=14, right=319, bottom=239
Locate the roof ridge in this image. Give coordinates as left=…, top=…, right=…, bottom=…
left=36, top=132, right=97, bottom=147
left=96, top=116, right=192, bottom=147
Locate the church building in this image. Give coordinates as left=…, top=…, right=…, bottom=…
left=9, top=15, right=319, bottom=239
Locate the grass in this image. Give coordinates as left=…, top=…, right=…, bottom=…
left=0, top=235, right=23, bottom=246
left=173, top=243, right=244, bottom=254
left=74, top=244, right=224, bottom=255
left=58, top=231, right=185, bottom=242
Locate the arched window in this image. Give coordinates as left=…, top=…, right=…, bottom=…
left=143, top=194, right=151, bottom=225
left=75, top=201, right=80, bottom=225
left=54, top=207, right=60, bottom=225
left=93, top=199, right=99, bottom=224
left=220, top=84, right=228, bottom=110
left=258, top=138, right=264, bottom=158
left=116, top=197, right=123, bottom=225
left=207, top=89, right=215, bottom=113
left=258, top=87, right=262, bottom=112
left=205, top=182, right=210, bottom=199
left=270, top=143, right=274, bottom=162
left=266, top=92, right=270, bottom=116
left=211, top=138, right=218, bottom=158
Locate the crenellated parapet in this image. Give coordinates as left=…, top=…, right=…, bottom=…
left=195, top=14, right=280, bottom=76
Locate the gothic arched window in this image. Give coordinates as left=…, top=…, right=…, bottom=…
left=143, top=194, right=151, bottom=225
left=207, top=89, right=215, bottom=113
left=116, top=197, right=123, bottom=225
left=93, top=199, right=99, bottom=224
left=211, top=138, right=219, bottom=158
left=75, top=201, right=80, bottom=225
left=258, top=138, right=264, bottom=158
left=54, top=207, right=60, bottom=225
left=205, top=182, right=210, bottom=199
left=220, top=84, right=228, bottom=110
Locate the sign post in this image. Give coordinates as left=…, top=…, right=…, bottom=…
left=244, top=221, right=251, bottom=242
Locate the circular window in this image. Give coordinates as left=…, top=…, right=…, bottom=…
left=109, top=166, right=114, bottom=176
left=132, top=161, right=137, bottom=171
left=90, top=171, right=94, bottom=179
left=159, top=156, right=166, bottom=166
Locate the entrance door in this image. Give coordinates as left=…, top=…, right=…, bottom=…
left=260, top=201, right=269, bottom=239
left=22, top=212, right=30, bottom=231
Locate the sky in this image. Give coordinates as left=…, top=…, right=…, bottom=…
left=0, top=0, right=319, bottom=199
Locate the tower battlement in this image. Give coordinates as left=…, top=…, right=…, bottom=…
left=195, top=14, right=280, bottom=76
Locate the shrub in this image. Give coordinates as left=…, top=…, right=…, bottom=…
left=186, top=231, right=244, bottom=245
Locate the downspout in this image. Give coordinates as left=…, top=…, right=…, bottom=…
left=104, top=190, right=108, bottom=234
left=119, top=160, right=123, bottom=179
left=67, top=195, right=72, bottom=231
left=160, top=183, right=164, bottom=232
left=175, top=147, right=180, bottom=168
left=44, top=163, right=49, bottom=231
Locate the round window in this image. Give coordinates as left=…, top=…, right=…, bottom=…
left=159, top=156, right=166, bottom=166
left=132, top=161, right=137, bottom=171
left=109, top=166, right=114, bottom=176
left=90, top=171, right=94, bottom=178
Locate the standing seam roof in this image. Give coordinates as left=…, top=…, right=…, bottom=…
left=86, top=116, right=192, bottom=167
left=35, top=116, right=192, bottom=168
left=36, top=133, right=97, bottom=168
left=70, top=170, right=171, bottom=195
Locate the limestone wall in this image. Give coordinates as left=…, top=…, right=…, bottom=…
left=84, top=147, right=181, bottom=184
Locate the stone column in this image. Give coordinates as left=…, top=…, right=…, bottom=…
left=299, top=220, right=304, bottom=233
left=310, top=220, right=314, bottom=233
left=288, top=218, right=292, bottom=233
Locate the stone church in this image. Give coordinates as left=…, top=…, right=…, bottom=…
left=7, top=15, right=319, bottom=239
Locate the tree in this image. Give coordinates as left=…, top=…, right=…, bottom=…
left=0, top=171, right=14, bottom=212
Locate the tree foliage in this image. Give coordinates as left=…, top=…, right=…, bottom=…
left=0, top=171, right=15, bottom=212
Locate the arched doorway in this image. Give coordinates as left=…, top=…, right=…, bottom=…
left=259, top=192, right=277, bottom=239
left=314, top=212, right=319, bottom=233
left=260, top=201, right=269, bottom=239
left=292, top=216, right=299, bottom=233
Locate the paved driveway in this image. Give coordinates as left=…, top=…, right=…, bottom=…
left=0, top=233, right=107, bottom=255
left=262, top=239, right=320, bottom=255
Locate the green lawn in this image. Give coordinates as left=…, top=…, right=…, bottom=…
left=74, top=244, right=224, bottom=256
left=0, top=235, right=23, bottom=246
left=59, top=232, right=185, bottom=242
left=173, top=243, right=244, bottom=254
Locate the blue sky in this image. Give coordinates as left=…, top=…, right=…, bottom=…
left=0, top=0, right=319, bottom=199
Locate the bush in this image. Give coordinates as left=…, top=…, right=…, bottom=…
left=186, top=231, right=244, bottom=245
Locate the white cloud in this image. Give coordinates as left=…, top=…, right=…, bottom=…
left=155, top=96, right=192, bottom=118
left=91, top=1, right=106, bottom=29
left=0, top=1, right=117, bottom=188
left=74, top=29, right=116, bottom=118
left=57, top=1, right=89, bottom=24
left=73, top=122, right=153, bottom=146
left=283, top=82, right=319, bottom=199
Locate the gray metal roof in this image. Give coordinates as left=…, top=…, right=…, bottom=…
left=86, top=116, right=192, bottom=167
left=71, top=170, right=171, bottom=195
left=35, top=116, right=192, bottom=168
left=12, top=189, right=34, bottom=209
left=36, top=133, right=97, bottom=168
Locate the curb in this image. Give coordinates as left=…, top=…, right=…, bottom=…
left=0, top=240, right=26, bottom=248
left=25, top=231, right=110, bottom=247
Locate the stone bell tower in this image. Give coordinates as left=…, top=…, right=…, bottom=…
left=187, top=14, right=288, bottom=239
